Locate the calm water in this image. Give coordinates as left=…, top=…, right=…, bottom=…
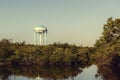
left=0, top=64, right=120, bottom=80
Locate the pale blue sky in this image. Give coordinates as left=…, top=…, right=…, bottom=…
left=0, top=0, right=120, bottom=46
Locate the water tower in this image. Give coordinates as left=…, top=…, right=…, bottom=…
left=34, top=25, right=47, bottom=45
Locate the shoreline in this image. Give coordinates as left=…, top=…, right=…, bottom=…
left=0, top=61, right=82, bottom=66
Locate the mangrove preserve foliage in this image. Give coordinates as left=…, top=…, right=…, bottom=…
left=0, top=39, right=93, bottom=66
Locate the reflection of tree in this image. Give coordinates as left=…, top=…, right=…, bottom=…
left=0, top=67, right=12, bottom=80
left=96, top=64, right=120, bottom=80
left=0, top=65, right=84, bottom=80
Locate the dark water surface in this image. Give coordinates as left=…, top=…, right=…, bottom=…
left=0, top=64, right=119, bottom=80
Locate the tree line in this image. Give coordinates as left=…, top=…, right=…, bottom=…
left=0, top=39, right=93, bottom=66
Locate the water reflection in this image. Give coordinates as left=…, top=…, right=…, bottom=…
left=96, top=64, right=120, bottom=80
left=1, top=64, right=120, bottom=80
left=76, top=65, right=102, bottom=80
left=0, top=65, right=83, bottom=80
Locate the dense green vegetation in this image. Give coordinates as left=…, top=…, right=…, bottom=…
left=94, top=17, right=120, bottom=67
left=0, top=39, right=94, bottom=66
